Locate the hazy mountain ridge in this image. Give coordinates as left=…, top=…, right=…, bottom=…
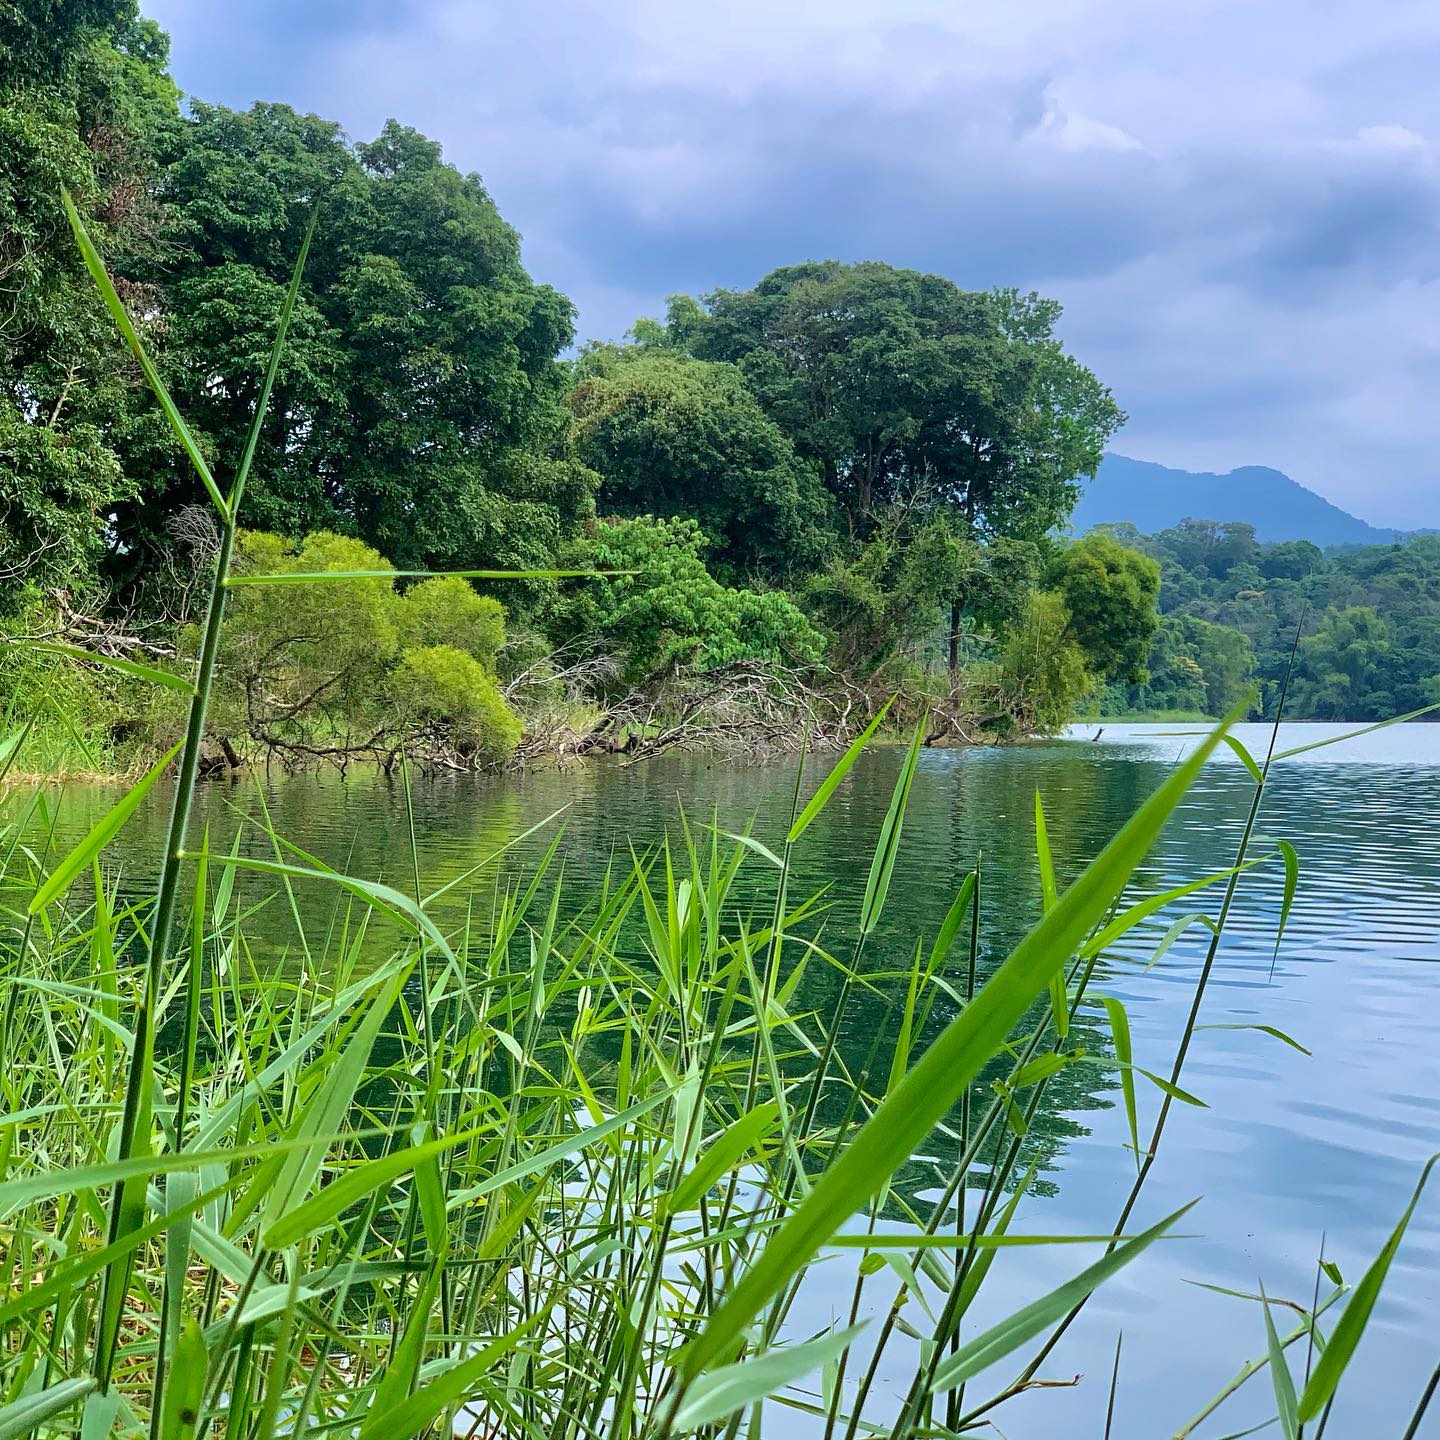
left=1073, top=454, right=1405, bottom=547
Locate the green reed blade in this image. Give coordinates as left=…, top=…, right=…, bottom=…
left=63, top=190, right=230, bottom=523
left=676, top=712, right=1235, bottom=1380
left=1103, top=996, right=1140, bottom=1167
left=929, top=1202, right=1196, bottom=1393
left=25, top=642, right=196, bottom=695
left=1261, top=1282, right=1299, bottom=1440
left=858, top=716, right=925, bottom=937
left=1297, top=1155, right=1438, bottom=1420
left=0, top=1379, right=97, bottom=1440
left=676, top=1322, right=870, bottom=1431
left=1035, top=791, right=1067, bottom=1037
left=28, top=743, right=182, bottom=913
left=788, top=697, right=894, bottom=843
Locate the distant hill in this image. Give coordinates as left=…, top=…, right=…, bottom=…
left=1072, top=454, right=1399, bottom=547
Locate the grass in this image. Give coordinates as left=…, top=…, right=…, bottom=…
left=0, top=196, right=1432, bottom=1440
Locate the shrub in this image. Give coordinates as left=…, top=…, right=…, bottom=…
left=389, top=643, right=521, bottom=758
left=396, top=575, right=506, bottom=668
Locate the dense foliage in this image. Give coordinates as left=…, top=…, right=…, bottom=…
left=1094, top=518, right=1440, bottom=720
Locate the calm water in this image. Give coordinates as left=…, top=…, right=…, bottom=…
left=24, top=722, right=1440, bottom=1437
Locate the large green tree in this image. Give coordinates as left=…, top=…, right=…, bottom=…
left=110, top=104, right=590, bottom=600
left=567, top=345, right=832, bottom=579
left=671, top=263, right=1123, bottom=541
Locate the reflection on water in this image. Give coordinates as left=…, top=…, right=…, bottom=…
left=22, top=722, right=1440, bottom=1437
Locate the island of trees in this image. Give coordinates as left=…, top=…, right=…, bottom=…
left=4, top=1, right=1433, bottom=774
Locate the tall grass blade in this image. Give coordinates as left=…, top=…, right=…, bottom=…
left=788, top=698, right=894, bottom=843
left=28, top=742, right=182, bottom=912
left=677, top=711, right=1234, bottom=1379
left=1296, top=1155, right=1437, bottom=1420
left=63, top=190, right=229, bottom=521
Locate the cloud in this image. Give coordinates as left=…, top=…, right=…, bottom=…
left=143, top=0, right=1440, bottom=526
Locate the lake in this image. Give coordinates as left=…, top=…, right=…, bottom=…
left=22, top=721, right=1440, bottom=1437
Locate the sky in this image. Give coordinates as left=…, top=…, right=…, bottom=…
left=143, top=0, right=1440, bottom=527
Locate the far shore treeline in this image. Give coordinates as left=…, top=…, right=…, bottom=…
left=4, top=2, right=1436, bottom=775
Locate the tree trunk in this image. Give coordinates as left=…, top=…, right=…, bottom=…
left=948, top=599, right=961, bottom=680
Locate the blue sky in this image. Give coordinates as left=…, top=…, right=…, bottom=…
left=145, top=0, right=1440, bottom=527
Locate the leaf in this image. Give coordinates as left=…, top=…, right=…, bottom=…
left=159, top=1318, right=208, bottom=1440
left=29, top=742, right=182, bottom=912
left=675, top=709, right=1237, bottom=1379
left=1035, top=791, right=1067, bottom=1039
left=1104, top=996, right=1140, bottom=1165
left=1273, top=839, right=1298, bottom=960
left=929, top=1203, right=1196, bottom=1393
left=0, top=1379, right=97, bottom=1440
left=1221, top=733, right=1265, bottom=784
left=858, top=717, right=925, bottom=936
left=64, top=190, right=230, bottom=522
left=674, top=1323, right=869, bottom=1431
left=788, top=697, right=894, bottom=843
left=26, top=642, right=195, bottom=694
left=1273, top=702, right=1440, bottom=760
left=262, top=1124, right=481, bottom=1249
left=665, top=1101, right=781, bottom=1215
left=1297, top=1155, right=1437, bottom=1420
left=1261, top=1282, right=1300, bottom=1440
left=358, top=1322, right=539, bottom=1439
left=1196, top=1023, right=1311, bottom=1055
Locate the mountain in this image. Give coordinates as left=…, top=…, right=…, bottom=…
left=1071, top=454, right=1399, bottom=547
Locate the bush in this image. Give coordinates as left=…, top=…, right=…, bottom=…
left=396, top=575, right=506, bottom=668
left=389, top=644, right=521, bottom=758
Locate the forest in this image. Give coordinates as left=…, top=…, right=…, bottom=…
left=1095, top=520, right=1440, bottom=722
left=1, top=0, right=1165, bottom=772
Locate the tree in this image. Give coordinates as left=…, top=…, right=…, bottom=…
left=1290, top=606, right=1393, bottom=720
left=674, top=262, right=1123, bottom=541
left=0, top=0, right=178, bottom=612
left=110, top=104, right=588, bottom=596
left=1052, top=531, right=1160, bottom=682
left=567, top=346, right=832, bottom=579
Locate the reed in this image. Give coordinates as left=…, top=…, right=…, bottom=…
left=0, top=200, right=1431, bottom=1440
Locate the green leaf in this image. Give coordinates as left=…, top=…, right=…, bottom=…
left=29, top=742, right=182, bottom=912
left=1195, top=1023, right=1311, bottom=1055
left=929, top=1202, right=1196, bottom=1393
left=1221, top=733, right=1265, bottom=784
left=788, top=697, right=894, bottom=843
left=358, top=1321, right=539, bottom=1439
left=674, top=1323, right=869, bottom=1431
left=159, top=1318, right=208, bottom=1440
left=1272, top=702, right=1440, bottom=760
left=1261, top=1282, right=1300, bottom=1440
left=0, top=1379, right=97, bottom=1440
left=858, top=717, right=925, bottom=936
left=665, top=1101, right=781, bottom=1215
left=675, top=710, right=1237, bottom=1380
left=64, top=190, right=230, bottom=522
left=1104, top=996, right=1140, bottom=1165
left=1297, top=1155, right=1438, bottom=1420
left=1273, top=839, right=1298, bottom=960
left=26, top=642, right=195, bottom=694
left=1035, top=791, right=1068, bottom=1039
left=262, top=1124, right=481, bottom=1250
